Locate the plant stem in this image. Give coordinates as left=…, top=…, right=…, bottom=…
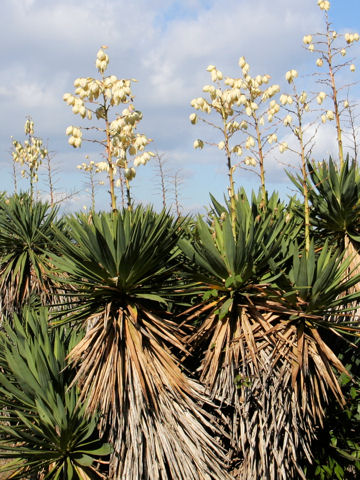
left=174, top=171, right=182, bottom=217
left=90, top=168, right=96, bottom=213
left=326, top=15, right=344, bottom=167
left=125, top=176, right=132, bottom=210
left=156, top=153, right=167, bottom=209
left=254, top=115, right=266, bottom=205
left=294, top=86, right=310, bottom=255
left=46, top=154, right=54, bottom=207
left=104, top=112, right=117, bottom=212
left=12, top=158, right=18, bottom=194
left=223, top=120, right=236, bottom=236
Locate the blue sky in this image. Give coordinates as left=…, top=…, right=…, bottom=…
left=0, top=0, right=359, bottom=213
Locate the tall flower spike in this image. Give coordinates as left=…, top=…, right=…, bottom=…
left=63, top=47, right=153, bottom=210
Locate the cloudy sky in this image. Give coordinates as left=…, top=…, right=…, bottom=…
left=1, top=0, right=359, bottom=213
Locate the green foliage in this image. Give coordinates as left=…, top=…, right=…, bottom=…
left=288, top=156, right=360, bottom=246
left=0, top=307, right=111, bottom=479
left=0, top=193, right=62, bottom=315
left=46, top=207, right=231, bottom=480
left=179, top=190, right=287, bottom=294
left=304, top=342, right=360, bottom=480
left=282, top=240, right=360, bottom=319
left=50, top=207, right=182, bottom=324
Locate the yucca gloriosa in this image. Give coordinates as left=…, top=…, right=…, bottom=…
left=289, top=156, right=360, bottom=316
left=0, top=307, right=111, bottom=479
left=288, top=156, right=360, bottom=246
left=179, top=192, right=292, bottom=477
left=179, top=191, right=360, bottom=479
left=0, top=193, right=62, bottom=320
left=50, top=206, right=230, bottom=480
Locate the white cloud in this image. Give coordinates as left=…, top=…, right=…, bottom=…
left=0, top=0, right=359, bottom=211
left=141, top=0, right=322, bottom=106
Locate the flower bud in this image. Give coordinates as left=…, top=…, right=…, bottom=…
left=194, top=139, right=204, bottom=149
left=280, top=94, right=288, bottom=105
left=283, top=114, right=292, bottom=126
left=189, top=113, right=198, bottom=124
left=279, top=142, right=288, bottom=153
left=299, top=91, right=307, bottom=104
left=267, top=133, right=277, bottom=144
left=238, top=56, right=246, bottom=68
left=233, top=145, right=242, bottom=156
left=317, top=0, right=330, bottom=11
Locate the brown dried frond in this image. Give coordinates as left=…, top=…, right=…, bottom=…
left=68, top=305, right=231, bottom=480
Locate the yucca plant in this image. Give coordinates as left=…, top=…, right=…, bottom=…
left=269, top=241, right=360, bottom=478
left=289, top=156, right=360, bottom=317
left=179, top=191, right=360, bottom=479
left=289, top=156, right=360, bottom=247
left=0, top=193, right=62, bottom=319
left=50, top=207, right=230, bottom=480
left=178, top=192, right=300, bottom=479
left=0, top=307, right=111, bottom=479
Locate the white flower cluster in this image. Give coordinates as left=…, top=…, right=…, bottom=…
left=63, top=48, right=134, bottom=124
left=191, top=60, right=279, bottom=122
left=96, top=47, right=109, bottom=73
left=244, top=156, right=256, bottom=166
left=285, top=69, right=298, bottom=84
left=279, top=142, right=288, bottom=153
left=63, top=93, right=88, bottom=118
left=245, top=136, right=255, bottom=149
left=321, top=110, right=334, bottom=123
left=77, top=160, right=96, bottom=172
left=24, top=118, right=34, bottom=135
left=64, top=48, right=153, bottom=183
left=124, top=167, right=136, bottom=180
left=64, top=76, right=132, bottom=118
left=317, top=91, right=326, bottom=104
left=133, top=151, right=153, bottom=167
left=232, top=145, right=242, bottom=156
left=110, top=107, right=154, bottom=172
left=280, top=94, right=293, bottom=105
left=317, top=0, right=330, bottom=11
left=191, top=56, right=281, bottom=165
left=66, top=126, right=82, bottom=148
left=299, top=92, right=308, bottom=104
left=206, top=64, right=223, bottom=81
left=345, top=32, right=360, bottom=44
left=78, top=158, right=137, bottom=182
left=267, top=99, right=280, bottom=122
left=12, top=135, right=47, bottom=182
left=283, top=114, right=293, bottom=126
left=190, top=96, right=212, bottom=114
left=267, top=133, right=278, bottom=144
